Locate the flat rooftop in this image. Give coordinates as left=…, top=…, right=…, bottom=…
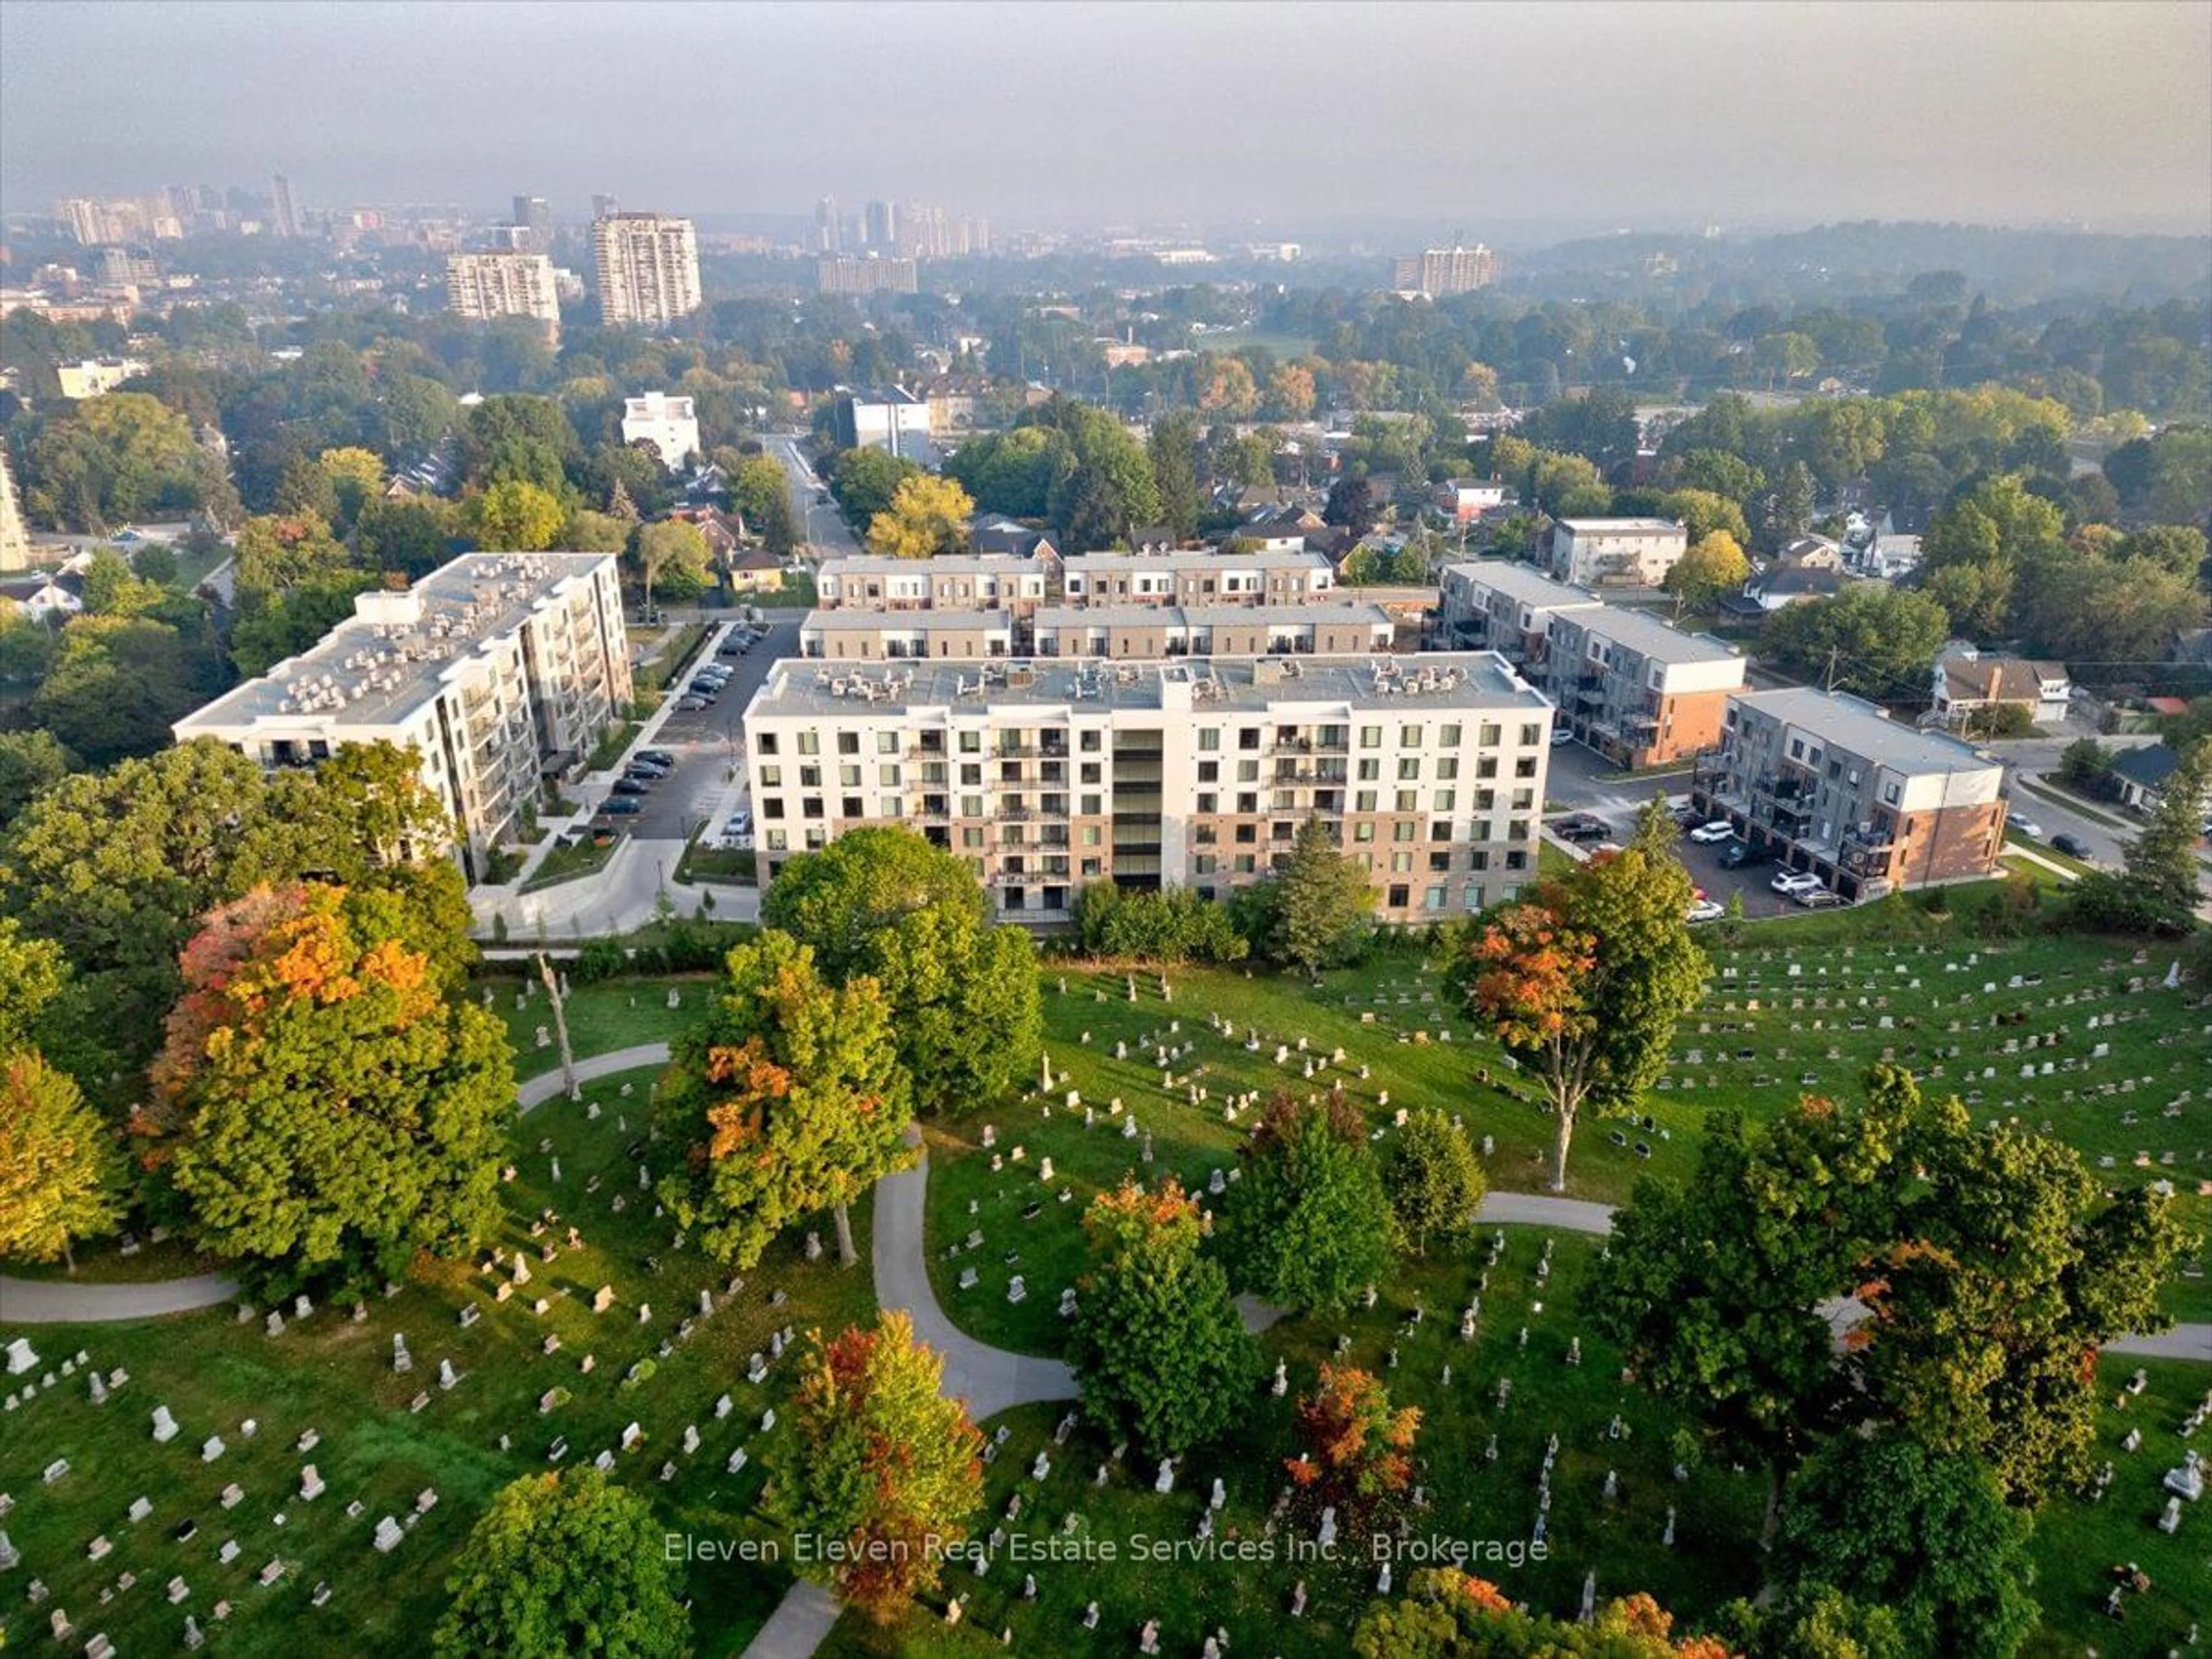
left=1555, top=518, right=1685, bottom=535
left=1560, top=604, right=1740, bottom=666
left=748, top=652, right=1548, bottom=722
left=819, top=554, right=1037, bottom=579
left=1444, top=560, right=1601, bottom=609
left=802, top=608, right=1012, bottom=632
left=1062, top=550, right=1331, bottom=574
left=1035, top=602, right=1391, bottom=629
left=1735, top=688, right=1997, bottom=775
left=178, top=552, right=613, bottom=732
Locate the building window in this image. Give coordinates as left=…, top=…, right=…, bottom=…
left=802, top=797, right=824, bottom=819
left=877, top=732, right=899, bottom=753
left=1359, top=725, right=1382, bottom=748
left=1388, top=884, right=1410, bottom=908
left=1399, top=725, right=1422, bottom=747
left=1354, top=823, right=1375, bottom=843
left=1198, top=761, right=1218, bottom=783
left=798, top=731, right=820, bottom=756
left=757, top=733, right=779, bottom=756
left=1237, top=760, right=1259, bottom=783
left=1082, top=825, right=1102, bottom=846
left=959, top=731, right=982, bottom=753
left=879, top=764, right=899, bottom=786
left=1197, top=793, right=1217, bottom=814
left=1424, top=885, right=1447, bottom=911
left=1355, top=790, right=1378, bottom=812
left=1519, top=724, right=1542, bottom=747
left=1198, top=729, right=1220, bottom=751
left=840, top=764, right=861, bottom=787
left=962, top=828, right=984, bottom=849
left=1440, top=724, right=1461, bottom=746
left=1429, top=850, right=1452, bottom=873
left=1081, top=730, right=1101, bottom=751
left=767, top=830, right=788, bottom=851
left=762, top=797, right=785, bottom=819
left=1395, top=791, right=1418, bottom=813
left=1514, top=756, right=1538, bottom=778
left=1235, top=824, right=1256, bottom=844
left=838, top=732, right=860, bottom=755
left=759, top=765, right=782, bottom=787
left=1433, top=790, right=1456, bottom=813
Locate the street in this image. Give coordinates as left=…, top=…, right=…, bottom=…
left=763, top=433, right=861, bottom=559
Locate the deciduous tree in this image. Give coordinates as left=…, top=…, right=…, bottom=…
left=433, top=1468, right=688, bottom=1659
left=471, top=479, right=567, bottom=552
left=1287, top=1363, right=1420, bottom=1529
left=1383, top=1107, right=1486, bottom=1256
left=767, top=1310, right=984, bottom=1623
left=1456, top=845, right=1705, bottom=1191
left=1664, top=531, right=1749, bottom=616
left=1067, top=1178, right=1257, bottom=1457
left=1775, top=1435, right=2036, bottom=1659
left=0, top=1050, right=123, bottom=1268
left=656, top=929, right=911, bottom=1266
left=1221, top=1091, right=1393, bottom=1314
left=162, top=884, right=514, bottom=1295
left=865, top=473, right=974, bottom=559
left=627, top=519, right=712, bottom=611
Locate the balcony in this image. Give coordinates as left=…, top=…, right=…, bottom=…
left=1838, top=826, right=1894, bottom=878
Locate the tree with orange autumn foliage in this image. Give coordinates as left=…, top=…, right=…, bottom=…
left=655, top=929, right=911, bottom=1268
left=1453, top=843, right=1703, bottom=1192
left=1353, top=1567, right=1739, bottom=1658
left=1067, top=1178, right=1257, bottom=1458
left=162, top=883, right=513, bottom=1297
left=767, top=1310, right=983, bottom=1623
left=1286, top=1363, right=1420, bottom=1535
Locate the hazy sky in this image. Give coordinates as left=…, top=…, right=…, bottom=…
left=3, top=0, right=2208, bottom=234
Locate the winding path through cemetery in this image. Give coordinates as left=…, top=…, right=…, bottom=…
left=1, top=1035, right=2202, bottom=1659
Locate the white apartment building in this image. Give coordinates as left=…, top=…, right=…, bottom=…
left=1547, top=518, right=1689, bottom=589
left=446, top=252, right=562, bottom=343
left=174, top=552, right=632, bottom=880
left=1061, top=550, right=1336, bottom=607
left=620, top=393, right=701, bottom=471
left=816, top=555, right=1050, bottom=614
left=592, top=213, right=702, bottom=327
left=741, top=653, right=1555, bottom=923
left=56, top=357, right=150, bottom=399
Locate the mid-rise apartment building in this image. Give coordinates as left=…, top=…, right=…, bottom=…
left=817, top=256, right=919, bottom=296
left=591, top=213, right=702, bottom=327
left=1061, top=550, right=1336, bottom=607
left=1689, top=688, right=2006, bottom=899
left=1547, top=518, right=1689, bottom=589
left=833, top=388, right=934, bottom=457
left=620, top=392, right=700, bottom=471
left=1438, top=562, right=1741, bottom=766
left=816, top=555, right=1050, bottom=614
left=446, top=252, right=562, bottom=342
left=56, top=357, right=150, bottom=399
left=1391, top=244, right=1500, bottom=295
left=741, top=653, right=1554, bottom=923
left=174, top=553, right=632, bottom=880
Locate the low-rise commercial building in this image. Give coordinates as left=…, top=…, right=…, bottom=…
left=173, top=552, right=632, bottom=879
left=1690, top=688, right=2006, bottom=899
left=741, top=653, right=1555, bottom=922
left=1547, top=518, right=1688, bottom=589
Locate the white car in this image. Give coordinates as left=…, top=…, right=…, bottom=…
left=1549, top=728, right=1574, bottom=747
left=1686, top=899, right=1726, bottom=923
left=1771, top=870, right=1825, bottom=895
left=2007, top=816, right=2044, bottom=839
left=1687, top=821, right=1735, bottom=844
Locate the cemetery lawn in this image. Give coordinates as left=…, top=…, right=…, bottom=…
left=827, top=1236, right=2212, bottom=1656
left=0, top=1066, right=876, bottom=1658
left=488, top=972, right=714, bottom=1080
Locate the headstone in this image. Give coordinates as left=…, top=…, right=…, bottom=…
left=152, top=1405, right=179, bottom=1442
left=300, top=1466, right=324, bottom=1501
left=373, top=1516, right=403, bottom=1553
left=1156, top=1459, right=1175, bottom=1494
left=201, top=1436, right=225, bottom=1463
left=3, top=1340, right=36, bottom=1376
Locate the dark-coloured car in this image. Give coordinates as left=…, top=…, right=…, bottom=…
left=1792, top=887, right=1847, bottom=909
left=2051, top=832, right=2090, bottom=859
left=1554, top=814, right=1609, bottom=843
left=636, top=749, right=675, bottom=767
left=611, top=777, right=652, bottom=797
left=1720, top=839, right=1775, bottom=869
left=597, top=798, right=643, bottom=816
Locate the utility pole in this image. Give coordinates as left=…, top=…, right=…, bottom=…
left=1824, top=646, right=1842, bottom=694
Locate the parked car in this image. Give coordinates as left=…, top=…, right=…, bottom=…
left=1686, top=899, right=1726, bottom=923
left=611, top=778, right=652, bottom=797
left=1554, top=813, right=1609, bottom=843
left=1771, top=869, right=1825, bottom=895
left=1549, top=727, right=1574, bottom=747
left=1791, top=887, right=1847, bottom=909
left=636, top=749, right=675, bottom=767
left=675, top=696, right=711, bottom=713
left=1687, top=821, right=1735, bottom=844
left=725, top=810, right=752, bottom=836
left=2006, top=816, right=2044, bottom=839
left=597, top=798, right=642, bottom=816
left=626, top=757, right=672, bottom=777
left=2051, top=832, right=2090, bottom=859
left=1720, top=839, right=1775, bottom=869
left=1672, top=804, right=1703, bottom=828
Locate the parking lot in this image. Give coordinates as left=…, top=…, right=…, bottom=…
left=591, top=614, right=799, bottom=841
left=1546, top=804, right=1824, bottom=921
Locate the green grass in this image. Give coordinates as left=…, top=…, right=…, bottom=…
left=634, top=623, right=713, bottom=695
left=1536, top=840, right=1578, bottom=878
left=0, top=1065, right=878, bottom=1658
left=827, top=1227, right=1770, bottom=1656
left=2, top=1230, right=221, bottom=1284
left=166, top=541, right=231, bottom=593
left=521, top=833, right=622, bottom=893
left=748, top=571, right=817, bottom=609
left=586, top=720, right=644, bottom=774
left=482, top=972, right=716, bottom=1078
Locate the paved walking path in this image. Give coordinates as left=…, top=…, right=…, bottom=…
left=0, top=1271, right=240, bottom=1324
left=872, top=1130, right=1078, bottom=1420
left=740, top=1582, right=841, bottom=1659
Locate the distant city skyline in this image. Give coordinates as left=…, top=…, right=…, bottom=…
left=2, top=1, right=2208, bottom=235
